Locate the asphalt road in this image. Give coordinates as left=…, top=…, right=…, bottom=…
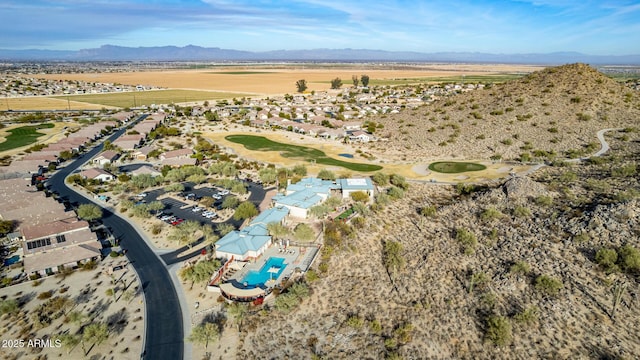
left=45, top=115, right=184, bottom=360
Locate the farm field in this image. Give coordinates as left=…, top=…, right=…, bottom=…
left=34, top=63, right=543, bottom=95
left=52, top=89, right=250, bottom=108
left=1, top=97, right=110, bottom=111
left=0, top=123, right=54, bottom=152
left=225, top=134, right=383, bottom=172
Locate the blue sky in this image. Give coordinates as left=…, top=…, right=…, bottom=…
left=2, top=0, right=639, bottom=54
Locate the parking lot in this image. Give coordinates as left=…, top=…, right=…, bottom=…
left=135, top=182, right=239, bottom=227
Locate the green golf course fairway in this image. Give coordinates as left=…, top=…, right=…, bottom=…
left=225, top=134, right=382, bottom=172
left=0, top=123, right=55, bottom=152
left=428, top=161, right=487, bottom=174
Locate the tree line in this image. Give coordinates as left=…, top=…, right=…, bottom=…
left=295, top=74, right=370, bottom=92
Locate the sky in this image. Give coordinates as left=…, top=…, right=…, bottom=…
left=1, top=0, right=639, bottom=55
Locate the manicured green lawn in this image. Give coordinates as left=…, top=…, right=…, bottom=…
left=335, top=207, right=354, bottom=221
left=428, top=161, right=487, bottom=173
left=52, top=89, right=251, bottom=108
left=225, top=135, right=382, bottom=172
left=0, top=123, right=55, bottom=152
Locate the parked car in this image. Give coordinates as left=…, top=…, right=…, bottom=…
left=212, top=194, right=222, bottom=200
left=219, top=189, right=230, bottom=196
left=191, top=206, right=203, bottom=212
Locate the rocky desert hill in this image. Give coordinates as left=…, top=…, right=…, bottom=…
left=228, top=63, right=640, bottom=360
left=366, top=63, right=640, bottom=162
left=235, top=129, right=639, bottom=360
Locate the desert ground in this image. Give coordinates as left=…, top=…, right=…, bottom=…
left=34, top=64, right=542, bottom=95
left=0, top=253, right=144, bottom=360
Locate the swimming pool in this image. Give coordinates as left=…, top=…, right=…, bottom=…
left=338, top=153, right=354, bottom=158
left=3, top=255, right=20, bottom=266
left=241, top=257, right=286, bottom=288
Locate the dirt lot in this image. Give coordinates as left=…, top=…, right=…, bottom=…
left=34, top=64, right=542, bottom=96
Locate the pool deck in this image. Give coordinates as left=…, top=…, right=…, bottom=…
left=220, top=243, right=319, bottom=300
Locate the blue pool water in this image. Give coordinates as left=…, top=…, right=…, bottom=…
left=3, top=255, right=20, bottom=266
left=338, top=153, right=354, bottom=158
left=241, top=257, right=286, bottom=288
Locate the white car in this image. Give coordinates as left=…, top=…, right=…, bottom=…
left=212, top=194, right=222, bottom=200
left=137, top=192, right=147, bottom=198
left=191, top=206, right=203, bottom=212
left=219, top=189, right=230, bottom=196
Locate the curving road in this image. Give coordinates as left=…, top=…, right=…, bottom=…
left=45, top=115, right=183, bottom=360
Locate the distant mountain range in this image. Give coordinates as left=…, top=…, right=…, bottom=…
left=1, top=44, right=639, bottom=65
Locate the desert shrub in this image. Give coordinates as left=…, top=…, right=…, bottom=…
left=456, top=228, right=477, bottom=255
left=305, top=269, right=319, bottom=282
left=420, top=205, right=437, bottom=217
left=480, top=206, right=502, bottom=222
left=614, top=189, right=639, bottom=203
left=618, top=245, right=640, bottom=273
left=510, top=261, right=530, bottom=275
left=611, top=163, right=637, bottom=177
left=513, top=205, right=531, bottom=218
left=595, top=248, right=619, bottom=273
left=534, top=275, right=563, bottom=296
left=37, top=291, right=53, bottom=300
left=485, top=315, right=512, bottom=346
left=514, top=306, right=539, bottom=326
left=109, top=251, right=119, bottom=258
left=346, top=315, right=364, bottom=329
left=535, top=195, right=553, bottom=206
left=387, top=186, right=404, bottom=199
left=151, top=223, right=163, bottom=235
left=372, top=172, right=389, bottom=186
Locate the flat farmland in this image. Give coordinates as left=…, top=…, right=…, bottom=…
left=34, top=63, right=542, bottom=95
left=0, top=97, right=111, bottom=111
left=51, top=89, right=249, bottom=108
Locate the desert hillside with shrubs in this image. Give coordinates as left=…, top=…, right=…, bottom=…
left=366, top=63, right=640, bottom=162
left=231, top=64, right=640, bottom=359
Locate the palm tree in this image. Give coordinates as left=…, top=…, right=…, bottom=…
left=267, top=222, right=290, bottom=242
left=179, top=266, right=197, bottom=289
left=57, top=333, right=80, bottom=354
left=188, top=322, right=219, bottom=349
left=200, top=224, right=219, bottom=245
left=66, top=310, right=87, bottom=327
left=293, top=223, right=315, bottom=242
left=105, top=288, right=117, bottom=302
left=82, top=322, right=108, bottom=355
left=227, top=302, right=248, bottom=332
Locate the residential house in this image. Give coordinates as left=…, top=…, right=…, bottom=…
left=349, top=130, right=371, bottom=143
left=129, top=165, right=162, bottom=178
left=113, top=134, right=145, bottom=151
left=80, top=168, right=116, bottom=182
left=92, top=150, right=119, bottom=166
left=20, top=218, right=101, bottom=276
left=160, top=148, right=193, bottom=161
left=215, top=206, right=289, bottom=261
left=133, top=146, right=155, bottom=161
left=273, top=178, right=340, bottom=218
left=339, top=178, right=375, bottom=201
